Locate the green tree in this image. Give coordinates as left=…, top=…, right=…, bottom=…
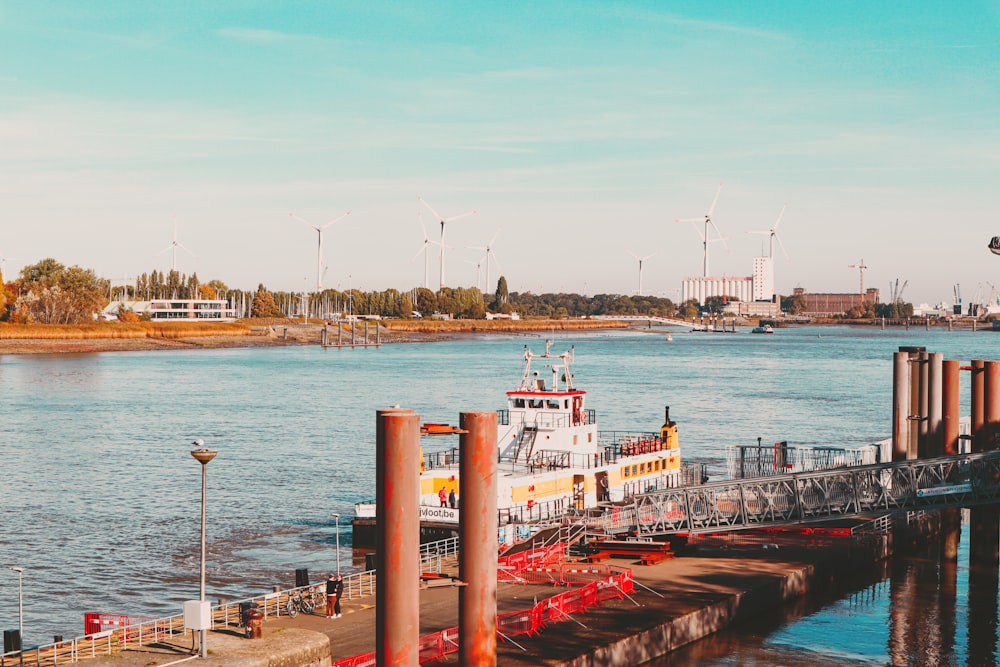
left=780, top=293, right=807, bottom=315
left=495, top=276, right=509, bottom=312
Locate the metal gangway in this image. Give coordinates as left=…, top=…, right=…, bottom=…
left=589, top=450, right=1000, bottom=537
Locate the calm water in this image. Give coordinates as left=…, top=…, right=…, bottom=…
left=2, top=326, right=999, bottom=661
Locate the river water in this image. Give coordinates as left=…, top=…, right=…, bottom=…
left=2, top=326, right=999, bottom=662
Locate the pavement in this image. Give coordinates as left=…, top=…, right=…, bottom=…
left=81, top=541, right=860, bottom=666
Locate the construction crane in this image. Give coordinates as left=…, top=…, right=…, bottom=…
left=849, top=259, right=868, bottom=296
left=889, top=279, right=908, bottom=304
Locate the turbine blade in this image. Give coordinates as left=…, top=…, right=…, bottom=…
left=321, top=211, right=351, bottom=229
left=746, top=229, right=770, bottom=236
left=445, top=209, right=477, bottom=223
left=177, top=242, right=197, bottom=258
left=418, top=212, right=429, bottom=240
left=417, top=196, right=445, bottom=223
left=775, top=232, right=790, bottom=260
left=772, top=203, right=787, bottom=231
left=488, top=228, right=501, bottom=246
left=290, top=213, right=320, bottom=232
left=707, top=182, right=723, bottom=217
left=676, top=217, right=701, bottom=223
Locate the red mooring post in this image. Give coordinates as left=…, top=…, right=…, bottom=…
left=927, top=352, right=943, bottom=457
left=943, top=360, right=961, bottom=456
left=892, top=351, right=910, bottom=461
left=942, top=359, right=962, bottom=560
left=971, top=361, right=1000, bottom=565
left=376, top=408, right=421, bottom=667
left=459, top=411, right=499, bottom=666
left=918, top=351, right=930, bottom=457
left=971, top=360, right=986, bottom=452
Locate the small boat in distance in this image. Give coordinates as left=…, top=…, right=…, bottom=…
left=751, top=324, right=774, bottom=334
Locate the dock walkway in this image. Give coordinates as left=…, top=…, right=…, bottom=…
left=76, top=542, right=865, bottom=666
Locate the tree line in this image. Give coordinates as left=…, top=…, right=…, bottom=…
left=0, top=256, right=914, bottom=324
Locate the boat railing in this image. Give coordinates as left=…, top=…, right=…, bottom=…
left=499, top=408, right=596, bottom=431
left=499, top=496, right=574, bottom=525
left=725, top=443, right=881, bottom=479
left=423, top=447, right=461, bottom=471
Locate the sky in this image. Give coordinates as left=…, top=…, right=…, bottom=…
left=1, top=1, right=998, bottom=306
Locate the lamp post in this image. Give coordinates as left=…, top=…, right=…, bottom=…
left=332, top=514, right=341, bottom=578
left=10, top=566, right=23, bottom=657
left=190, top=441, right=217, bottom=659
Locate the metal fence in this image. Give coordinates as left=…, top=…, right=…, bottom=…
left=631, top=449, right=1000, bottom=537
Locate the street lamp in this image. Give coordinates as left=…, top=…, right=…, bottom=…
left=10, top=566, right=22, bottom=655
left=190, top=440, right=217, bottom=659
left=332, top=514, right=341, bottom=578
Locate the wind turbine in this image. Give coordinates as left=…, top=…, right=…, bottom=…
left=677, top=182, right=728, bottom=277
left=157, top=221, right=196, bottom=272
left=417, top=196, right=476, bottom=289
left=464, top=258, right=483, bottom=291
left=409, top=212, right=440, bottom=290
left=467, top=228, right=502, bottom=294
left=627, top=249, right=656, bottom=296
left=290, top=210, right=351, bottom=291
left=746, top=203, right=789, bottom=260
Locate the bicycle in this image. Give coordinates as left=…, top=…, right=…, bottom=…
left=285, top=589, right=314, bottom=617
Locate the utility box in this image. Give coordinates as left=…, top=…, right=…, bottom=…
left=184, top=600, right=212, bottom=631
left=3, top=629, right=20, bottom=654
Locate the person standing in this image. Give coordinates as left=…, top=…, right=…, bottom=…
left=333, top=575, right=344, bottom=618
left=448, top=489, right=457, bottom=509
left=326, top=574, right=339, bottom=618
left=438, top=486, right=448, bottom=507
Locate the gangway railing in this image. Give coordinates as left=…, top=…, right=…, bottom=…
left=593, top=449, right=1000, bottom=537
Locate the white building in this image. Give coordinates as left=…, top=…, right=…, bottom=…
left=104, top=299, right=237, bottom=322
left=682, top=255, right=776, bottom=307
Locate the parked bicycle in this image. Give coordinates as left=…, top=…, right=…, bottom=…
left=285, top=589, right=314, bottom=617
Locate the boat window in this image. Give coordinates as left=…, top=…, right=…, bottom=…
left=622, top=466, right=629, bottom=478
left=564, top=400, right=569, bottom=409
left=529, top=399, right=543, bottom=408
left=588, top=433, right=592, bottom=443
left=631, top=465, right=638, bottom=476
left=654, top=460, right=660, bottom=471
left=547, top=400, right=559, bottom=409
left=514, top=399, right=525, bottom=408
left=573, top=435, right=578, bottom=445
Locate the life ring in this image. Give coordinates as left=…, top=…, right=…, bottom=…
left=577, top=409, right=587, bottom=425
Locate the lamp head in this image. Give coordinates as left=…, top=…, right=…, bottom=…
left=11, top=566, right=23, bottom=574
left=190, top=439, right=217, bottom=465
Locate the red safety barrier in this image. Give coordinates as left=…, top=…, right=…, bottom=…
left=336, top=567, right=632, bottom=665
left=83, top=612, right=153, bottom=636
left=333, top=652, right=376, bottom=667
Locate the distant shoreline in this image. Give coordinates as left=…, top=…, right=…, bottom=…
left=0, top=318, right=631, bottom=355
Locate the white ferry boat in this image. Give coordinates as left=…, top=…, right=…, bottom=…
left=352, top=341, right=684, bottom=546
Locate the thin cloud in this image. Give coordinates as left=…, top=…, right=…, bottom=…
left=217, top=27, right=295, bottom=43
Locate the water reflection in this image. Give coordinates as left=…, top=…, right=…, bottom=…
left=651, top=518, right=1000, bottom=667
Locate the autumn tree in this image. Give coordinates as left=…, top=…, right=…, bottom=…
left=250, top=284, right=283, bottom=318
left=14, top=258, right=106, bottom=323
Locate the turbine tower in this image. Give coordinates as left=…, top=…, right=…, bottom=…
left=468, top=228, right=502, bottom=294
left=418, top=196, right=476, bottom=289
left=677, top=182, right=728, bottom=277
left=627, top=249, right=656, bottom=296
left=157, top=221, right=196, bottom=272
left=409, top=212, right=440, bottom=290
left=290, top=210, right=351, bottom=291
left=746, top=204, right=789, bottom=300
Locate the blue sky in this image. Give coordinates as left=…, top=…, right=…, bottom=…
left=1, top=1, right=997, bottom=306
